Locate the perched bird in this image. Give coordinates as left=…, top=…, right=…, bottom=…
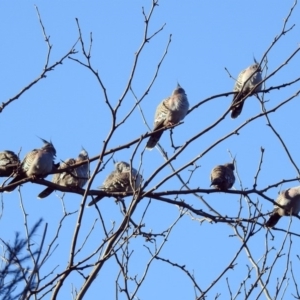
left=231, top=60, right=262, bottom=118
left=265, top=186, right=300, bottom=228
left=88, top=161, right=142, bottom=206
left=210, top=163, right=235, bottom=190
left=37, top=149, right=89, bottom=199
left=0, top=150, right=20, bottom=177
left=6, top=138, right=56, bottom=192
left=146, top=83, right=189, bottom=149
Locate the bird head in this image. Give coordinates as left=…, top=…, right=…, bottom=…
left=115, top=161, right=130, bottom=172
left=38, top=137, right=56, bottom=156
left=252, top=56, right=262, bottom=72
left=79, top=147, right=89, bottom=160
left=174, top=82, right=185, bottom=95
left=225, top=163, right=235, bottom=171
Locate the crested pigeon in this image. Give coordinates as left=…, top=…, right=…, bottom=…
left=265, top=186, right=300, bottom=228
left=231, top=61, right=262, bottom=118
left=0, top=150, right=20, bottom=177
left=88, top=161, right=142, bottom=206
left=210, top=163, right=235, bottom=191
left=146, top=83, right=189, bottom=149
left=6, top=138, right=56, bottom=192
left=37, top=148, right=89, bottom=199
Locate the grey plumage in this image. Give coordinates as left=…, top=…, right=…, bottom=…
left=37, top=149, right=89, bottom=199
left=88, top=161, right=142, bottom=206
left=231, top=62, right=262, bottom=118
left=6, top=138, right=56, bottom=192
left=76, top=149, right=90, bottom=189
left=265, top=186, right=300, bottom=228
left=146, top=83, right=189, bottom=149
left=210, top=163, right=235, bottom=191
left=0, top=150, right=20, bottom=177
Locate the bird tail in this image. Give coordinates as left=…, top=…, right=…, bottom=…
left=5, top=175, right=23, bottom=192
left=146, top=131, right=164, bottom=150
left=265, top=212, right=281, bottom=228
left=37, top=187, right=54, bottom=199
left=231, top=95, right=245, bottom=119
left=87, top=195, right=105, bottom=207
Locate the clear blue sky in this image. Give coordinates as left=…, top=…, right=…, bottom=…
left=1, top=1, right=300, bottom=299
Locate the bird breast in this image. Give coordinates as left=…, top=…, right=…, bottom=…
left=26, top=153, right=53, bottom=176
left=168, top=96, right=189, bottom=123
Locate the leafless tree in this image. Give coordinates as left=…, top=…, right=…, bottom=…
left=1, top=1, right=300, bottom=299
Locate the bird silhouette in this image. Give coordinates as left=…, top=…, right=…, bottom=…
left=210, top=163, right=235, bottom=190
left=146, top=83, right=189, bottom=149
left=6, top=138, right=56, bottom=192
left=88, top=161, right=142, bottom=206
left=37, top=149, right=89, bottom=199
left=0, top=150, right=20, bottom=177
left=265, top=186, right=300, bottom=228
left=231, top=60, right=262, bottom=118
